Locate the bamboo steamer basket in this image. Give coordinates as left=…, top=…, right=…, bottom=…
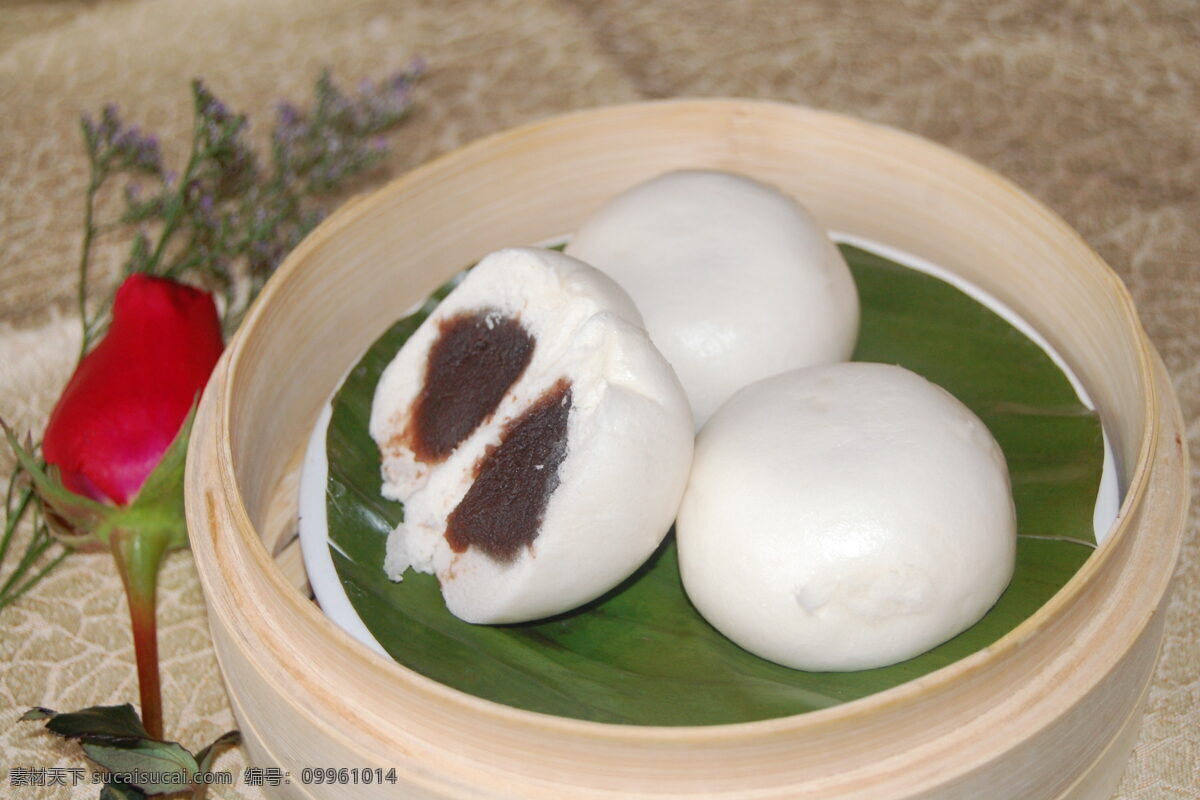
left=184, top=100, right=1189, bottom=800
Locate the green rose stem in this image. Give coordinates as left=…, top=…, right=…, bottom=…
left=4, top=409, right=193, bottom=743
left=111, top=526, right=169, bottom=740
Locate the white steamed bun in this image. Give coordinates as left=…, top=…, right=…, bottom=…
left=566, top=169, right=859, bottom=427
left=370, top=247, right=694, bottom=624
left=677, top=362, right=1016, bottom=671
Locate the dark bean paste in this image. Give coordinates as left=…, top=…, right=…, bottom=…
left=444, top=379, right=572, bottom=563
left=407, top=309, right=534, bottom=462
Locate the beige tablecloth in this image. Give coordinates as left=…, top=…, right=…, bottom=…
left=1, top=1, right=1196, bottom=797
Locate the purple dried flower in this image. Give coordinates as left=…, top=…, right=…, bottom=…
left=209, top=99, right=228, bottom=119
left=110, top=125, right=163, bottom=172
left=276, top=102, right=300, bottom=128
left=99, top=104, right=121, bottom=141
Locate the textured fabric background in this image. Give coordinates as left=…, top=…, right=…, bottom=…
left=0, top=1, right=1195, bottom=797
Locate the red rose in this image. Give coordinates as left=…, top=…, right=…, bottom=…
left=42, top=274, right=223, bottom=505
left=2, top=273, right=224, bottom=740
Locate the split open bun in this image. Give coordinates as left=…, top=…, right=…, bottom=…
left=677, top=363, right=1017, bottom=671
left=566, top=169, right=860, bottom=427
left=370, top=247, right=694, bottom=624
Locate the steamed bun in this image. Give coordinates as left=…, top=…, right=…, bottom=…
left=566, top=169, right=859, bottom=426
left=370, top=247, right=694, bottom=624
left=676, top=362, right=1016, bottom=671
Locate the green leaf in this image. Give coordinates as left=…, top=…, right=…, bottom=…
left=24, top=703, right=237, bottom=797
left=100, top=780, right=149, bottom=800
left=1, top=421, right=113, bottom=547
left=195, top=730, right=241, bottom=774
left=120, top=402, right=195, bottom=554
left=324, top=244, right=1103, bottom=725
left=845, top=245, right=1101, bottom=546
left=20, top=707, right=57, bottom=721
left=129, top=406, right=194, bottom=511
left=81, top=740, right=198, bottom=794
left=37, top=704, right=150, bottom=744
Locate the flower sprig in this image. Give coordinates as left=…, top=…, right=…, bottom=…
left=77, top=62, right=423, bottom=352
left=1, top=62, right=423, bottom=614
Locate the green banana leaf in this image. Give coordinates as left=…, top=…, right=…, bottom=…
left=324, top=243, right=1102, bottom=725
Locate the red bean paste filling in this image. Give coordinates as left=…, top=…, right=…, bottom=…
left=407, top=310, right=534, bottom=462
left=445, top=379, right=572, bottom=563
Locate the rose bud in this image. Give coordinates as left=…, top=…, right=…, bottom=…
left=4, top=273, right=223, bottom=740
left=43, top=273, right=224, bottom=505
